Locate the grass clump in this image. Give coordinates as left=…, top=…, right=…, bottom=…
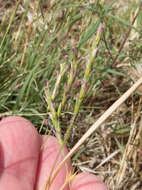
left=0, top=0, right=142, bottom=189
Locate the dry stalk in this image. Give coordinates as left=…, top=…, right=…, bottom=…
left=115, top=105, right=142, bottom=186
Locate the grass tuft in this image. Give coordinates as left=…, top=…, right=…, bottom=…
left=1, top=0, right=142, bottom=189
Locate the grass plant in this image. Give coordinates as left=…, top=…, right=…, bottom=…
left=0, top=0, right=142, bottom=189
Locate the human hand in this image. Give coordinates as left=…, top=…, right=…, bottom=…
left=0, top=116, right=108, bottom=190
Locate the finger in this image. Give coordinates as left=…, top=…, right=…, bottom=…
left=35, top=135, right=71, bottom=190
left=0, top=116, right=41, bottom=190
left=0, top=172, right=28, bottom=190
left=71, top=172, right=109, bottom=190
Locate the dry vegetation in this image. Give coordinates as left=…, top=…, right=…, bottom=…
left=0, top=0, right=142, bottom=189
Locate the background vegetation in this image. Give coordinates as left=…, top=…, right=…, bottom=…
left=0, top=0, right=142, bottom=189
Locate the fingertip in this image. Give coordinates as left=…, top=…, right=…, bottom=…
left=71, top=172, right=109, bottom=190
left=0, top=116, right=40, bottom=145
left=0, top=116, right=26, bottom=123
left=0, top=116, right=41, bottom=190
left=0, top=116, right=37, bottom=131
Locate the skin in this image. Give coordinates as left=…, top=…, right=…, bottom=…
left=0, top=116, right=109, bottom=190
